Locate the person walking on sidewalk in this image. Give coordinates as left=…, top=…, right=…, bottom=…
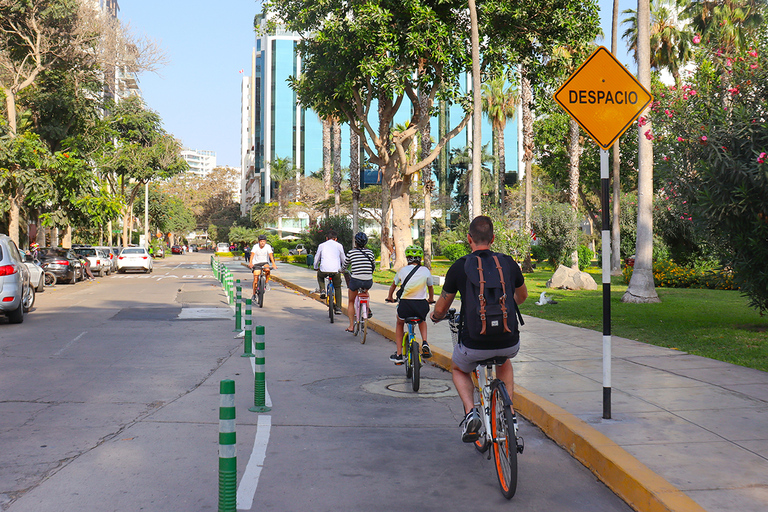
left=430, top=215, right=528, bottom=442
left=344, top=232, right=376, bottom=332
left=386, top=245, right=435, bottom=364
left=249, top=235, right=278, bottom=297
left=314, top=230, right=346, bottom=315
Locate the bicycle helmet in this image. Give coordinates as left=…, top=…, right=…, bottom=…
left=258, top=234, right=267, bottom=241
left=405, top=245, right=423, bottom=260
left=354, top=232, right=368, bottom=248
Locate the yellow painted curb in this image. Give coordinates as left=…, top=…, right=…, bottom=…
left=269, top=273, right=706, bottom=512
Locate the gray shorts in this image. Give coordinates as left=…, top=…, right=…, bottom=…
left=451, top=343, right=520, bottom=373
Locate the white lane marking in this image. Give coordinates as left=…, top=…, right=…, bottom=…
left=236, top=414, right=271, bottom=510
left=55, top=331, right=86, bottom=356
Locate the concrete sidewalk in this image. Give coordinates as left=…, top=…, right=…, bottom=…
left=231, top=259, right=768, bottom=512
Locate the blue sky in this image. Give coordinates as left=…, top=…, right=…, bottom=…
left=119, top=0, right=636, bottom=169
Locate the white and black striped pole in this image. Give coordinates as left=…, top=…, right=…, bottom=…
left=218, top=379, right=237, bottom=512
left=600, top=148, right=612, bottom=419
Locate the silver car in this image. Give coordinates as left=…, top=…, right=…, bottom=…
left=0, top=234, right=34, bottom=323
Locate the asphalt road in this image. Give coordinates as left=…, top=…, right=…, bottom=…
left=0, top=252, right=634, bottom=512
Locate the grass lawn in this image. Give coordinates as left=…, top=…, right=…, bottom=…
left=519, top=266, right=768, bottom=372
left=294, top=260, right=768, bottom=371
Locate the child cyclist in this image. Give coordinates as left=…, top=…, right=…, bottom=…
left=385, top=245, right=435, bottom=364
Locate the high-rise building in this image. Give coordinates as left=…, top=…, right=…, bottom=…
left=241, top=13, right=521, bottom=215
left=181, top=149, right=217, bottom=177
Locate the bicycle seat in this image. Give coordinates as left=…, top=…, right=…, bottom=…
left=403, top=316, right=423, bottom=324
left=476, top=356, right=509, bottom=367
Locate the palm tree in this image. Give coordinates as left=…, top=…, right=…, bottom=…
left=332, top=117, right=342, bottom=215
left=482, top=73, right=518, bottom=212
left=322, top=117, right=331, bottom=200
left=622, top=0, right=693, bottom=86
left=623, top=0, right=661, bottom=304
left=270, top=156, right=297, bottom=238
left=520, top=71, right=535, bottom=273
left=611, top=0, right=623, bottom=275
left=683, top=0, right=764, bottom=56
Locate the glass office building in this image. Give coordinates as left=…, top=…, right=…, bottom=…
left=242, top=16, right=520, bottom=211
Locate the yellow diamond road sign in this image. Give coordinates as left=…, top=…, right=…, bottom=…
left=554, top=46, right=653, bottom=150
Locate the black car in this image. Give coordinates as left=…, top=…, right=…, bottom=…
left=37, top=248, right=82, bottom=284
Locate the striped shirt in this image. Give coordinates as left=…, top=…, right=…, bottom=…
left=345, top=248, right=375, bottom=280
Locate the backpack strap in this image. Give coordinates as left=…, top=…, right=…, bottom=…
left=492, top=254, right=512, bottom=333
left=476, top=255, right=487, bottom=334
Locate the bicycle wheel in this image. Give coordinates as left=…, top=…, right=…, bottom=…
left=490, top=381, right=518, bottom=499
left=327, top=284, right=334, bottom=323
left=353, top=300, right=361, bottom=336
left=44, top=272, right=56, bottom=287
left=360, top=304, right=368, bottom=345
left=474, top=385, right=490, bottom=453
left=410, top=340, right=420, bottom=392
left=404, top=334, right=412, bottom=379
left=257, top=274, right=265, bottom=308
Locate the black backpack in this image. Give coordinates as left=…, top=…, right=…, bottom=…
left=462, top=252, right=524, bottom=342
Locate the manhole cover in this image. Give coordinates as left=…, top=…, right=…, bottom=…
left=362, top=378, right=457, bottom=398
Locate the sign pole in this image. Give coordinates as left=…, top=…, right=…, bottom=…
left=601, top=148, right=611, bottom=419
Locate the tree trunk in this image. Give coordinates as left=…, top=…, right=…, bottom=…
left=623, top=0, right=660, bottom=304
left=420, top=86, right=434, bottom=269
left=390, top=173, right=413, bottom=270
left=4, top=89, right=17, bottom=135
left=493, top=125, right=501, bottom=207
left=568, top=118, right=581, bottom=270
left=350, top=131, right=360, bottom=234
left=8, top=188, right=22, bottom=247
left=610, top=0, right=623, bottom=276
left=333, top=118, right=342, bottom=215
left=379, top=172, right=392, bottom=270
left=438, top=100, right=448, bottom=224
left=498, top=123, right=507, bottom=213
left=322, top=118, right=331, bottom=199
left=521, top=73, right=535, bottom=273
left=468, top=0, right=482, bottom=220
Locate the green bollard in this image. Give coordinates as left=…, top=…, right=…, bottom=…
left=241, top=299, right=254, bottom=357
left=249, top=325, right=271, bottom=412
left=218, top=380, right=237, bottom=512
left=233, top=281, right=242, bottom=332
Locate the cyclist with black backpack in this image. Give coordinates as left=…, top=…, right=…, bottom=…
left=430, top=215, right=528, bottom=442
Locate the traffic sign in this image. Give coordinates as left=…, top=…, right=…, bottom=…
left=554, top=46, right=652, bottom=150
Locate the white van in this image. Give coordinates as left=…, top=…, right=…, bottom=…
left=216, top=243, right=230, bottom=253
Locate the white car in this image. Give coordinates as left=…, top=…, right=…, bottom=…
left=74, top=247, right=111, bottom=277
left=117, top=247, right=153, bottom=274
left=18, top=249, right=44, bottom=292
left=216, top=242, right=230, bottom=253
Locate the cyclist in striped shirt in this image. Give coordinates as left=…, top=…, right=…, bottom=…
left=344, top=232, right=375, bottom=332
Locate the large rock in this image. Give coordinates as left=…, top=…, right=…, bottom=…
left=546, top=265, right=598, bottom=291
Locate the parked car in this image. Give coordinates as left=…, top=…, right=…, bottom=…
left=74, top=247, right=111, bottom=277
left=117, top=247, right=153, bottom=273
left=0, top=234, right=33, bottom=323
left=18, top=249, right=44, bottom=292
left=171, top=245, right=185, bottom=254
left=94, top=246, right=118, bottom=273
left=189, top=244, right=198, bottom=252
left=216, top=242, right=230, bottom=253
left=288, top=244, right=307, bottom=256
left=37, top=248, right=81, bottom=284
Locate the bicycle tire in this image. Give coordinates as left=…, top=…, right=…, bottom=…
left=353, top=300, right=360, bottom=336
left=257, top=274, right=265, bottom=308
left=328, top=284, right=334, bottom=323
left=44, top=272, right=56, bottom=287
left=360, top=304, right=368, bottom=345
left=474, top=385, right=490, bottom=453
left=410, top=340, right=420, bottom=392
left=404, top=334, right=412, bottom=379
left=490, top=380, right=518, bottom=499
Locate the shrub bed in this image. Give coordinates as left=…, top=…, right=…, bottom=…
left=623, top=260, right=738, bottom=290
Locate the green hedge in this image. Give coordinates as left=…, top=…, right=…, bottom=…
left=280, top=254, right=308, bottom=264
left=623, top=260, right=738, bottom=290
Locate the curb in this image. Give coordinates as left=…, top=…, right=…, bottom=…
left=270, top=272, right=705, bottom=512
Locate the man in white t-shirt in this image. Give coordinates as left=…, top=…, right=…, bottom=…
left=314, top=230, right=346, bottom=314
left=248, top=235, right=277, bottom=296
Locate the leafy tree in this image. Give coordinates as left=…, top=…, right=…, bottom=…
left=531, top=201, right=579, bottom=267
left=97, top=96, right=187, bottom=246
left=649, top=35, right=768, bottom=313
left=263, top=0, right=601, bottom=268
